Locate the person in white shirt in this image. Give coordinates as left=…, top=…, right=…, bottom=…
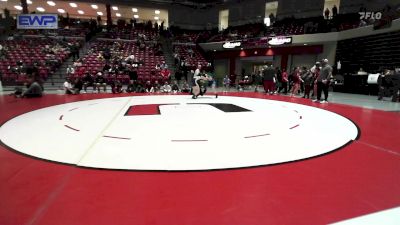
left=63, top=78, right=75, bottom=94
left=193, top=65, right=201, bottom=78
left=66, top=65, right=75, bottom=76
left=125, top=54, right=135, bottom=63
left=161, top=82, right=172, bottom=93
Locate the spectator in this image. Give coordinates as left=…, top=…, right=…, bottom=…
left=161, top=82, right=172, bottom=93
left=262, top=65, right=277, bottom=94
left=128, top=67, right=138, bottom=82
left=73, top=77, right=83, bottom=94
left=332, top=5, right=338, bottom=17
left=145, top=80, right=153, bottom=93
left=66, top=65, right=75, bottom=77
left=269, top=13, right=276, bottom=24
left=18, top=77, right=43, bottom=98
left=171, top=81, right=180, bottom=93
left=153, top=80, right=161, bottom=93
left=390, top=69, right=400, bottom=102
left=181, top=81, right=190, bottom=93
left=103, top=64, right=111, bottom=72
left=324, top=8, right=330, bottom=19
left=377, top=69, right=390, bottom=100
left=175, top=69, right=182, bottom=81
left=126, top=80, right=137, bottom=93
left=302, top=69, right=314, bottom=98
left=136, top=82, right=146, bottom=93
left=311, top=62, right=321, bottom=98
left=314, top=59, right=332, bottom=103
left=63, top=78, right=76, bottom=94
left=161, top=68, right=171, bottom=80
left=94, top=72, right=107, bottom=93
left=278, top=69, right=289, bottom=94
left=223, top=75, right=230, bottom=93
left=82, top=72, right=95, bottom=93
left=188, top=48, right=194, bottom=58
left=290, top=67, right=303, bottom=97
left=125, top=54, right=135, bottom=63
left=111, top=79, right=123, bottom=94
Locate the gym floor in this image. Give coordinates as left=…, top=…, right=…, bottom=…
left=0, top=91, right=399, bottom=225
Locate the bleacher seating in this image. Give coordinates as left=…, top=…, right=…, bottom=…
left=100, top=27, right=159, bottom=41
left=71, top=40, right=167, bottom=84
left=173, top=45, right=209, bottom=69
left=0, top=37, right=78, bottom=85
left=20, top=28, right=90, bottom=37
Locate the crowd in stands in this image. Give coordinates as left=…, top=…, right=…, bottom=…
left=0, top=37, right=81, bottom=85
left=101, top=27, right=159, bottom=41
left=19, top=27, right=90, bottom=38
left=169, top=26, right=213, bottom=44
left=63, top=74, right=192, bottom=95
left=173, top=45, right=210, bottom=69
left=68, top=38, right=168, bottom=84
left=167, top=3, right=399, bottom=44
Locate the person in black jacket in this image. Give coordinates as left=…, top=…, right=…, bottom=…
left=390, top=70, right=400, bottom=102
left=262, top=65, right=276, bottom=94
left=302, top=70, right=314, bottom=99
left=128, top=67, right=138, bottom=82
left=95, top=72, right=107, bottom=93
left=378, top=70, right=391, bottom=100
left=82, top=72, right=95, bottom=93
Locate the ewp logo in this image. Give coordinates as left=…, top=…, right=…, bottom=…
left=359, top=12, right=382, bottom=20
left=17, top=14, right=58, bottom=29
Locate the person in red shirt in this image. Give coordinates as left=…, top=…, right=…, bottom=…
left=290, top=67, right=303, bottom=97
left=160, top=68, right=171, bottom=80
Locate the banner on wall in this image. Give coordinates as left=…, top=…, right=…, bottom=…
left=17, top=14, right=58, bottom=29
left=223, top=41, right=241, bottom=49
left=268, top=36, right=292, bottom=46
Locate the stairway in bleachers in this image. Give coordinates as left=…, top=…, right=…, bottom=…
left=42, top=37, right=93, bottom=92
left=160, top=36, right=176, bottom=80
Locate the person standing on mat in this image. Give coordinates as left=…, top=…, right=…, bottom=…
left=314, top=59, right=332, bottom=103
left=290, top=67, right=303, bottom=97
left=278, top=68, right=288, bottom=94
left=311, top=62, right=321, bottom=99
left=377, top=69, right=391, bottom=100
left=391, top=69, right=400, bottom=102
left=262, top=65, right=276, bottom=94
left=302, top=69, right=314, bottom=98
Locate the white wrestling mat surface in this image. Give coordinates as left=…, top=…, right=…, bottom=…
left=0, top=95, right=358, bottom=171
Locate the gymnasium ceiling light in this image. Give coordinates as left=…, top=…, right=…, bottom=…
left=47, top=1, right=55, bottom=6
